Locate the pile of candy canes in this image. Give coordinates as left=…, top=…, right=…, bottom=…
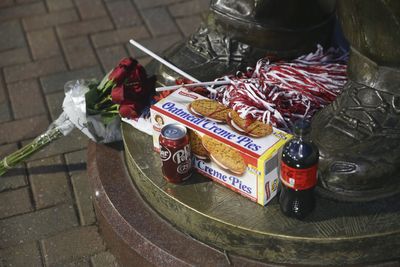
left=211, top=45, right=348, bottom=132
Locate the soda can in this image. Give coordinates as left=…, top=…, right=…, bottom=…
left=159, top=123, right=192, bottom=183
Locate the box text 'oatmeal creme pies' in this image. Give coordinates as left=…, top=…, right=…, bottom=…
left=150, top=88, right=291, bottom=205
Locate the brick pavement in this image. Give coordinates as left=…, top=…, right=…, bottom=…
left=0, top=0, right=209, bottom=266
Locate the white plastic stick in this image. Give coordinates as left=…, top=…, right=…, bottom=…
left=156, top=80, right=231, bottom=92
left=129, top=39, right=200, bottom=83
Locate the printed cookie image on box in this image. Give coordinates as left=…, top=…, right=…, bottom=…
left=193, top=132, right=257, bottom=201
left=188, top=129, right=209, bottom=161
left=227, top=109, right=273, bottom=137
left=188, top=99, right=231, bottom=123
left=202, top=135, right=246, bottom=175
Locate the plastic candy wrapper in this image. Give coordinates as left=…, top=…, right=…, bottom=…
left=212, top=45, right=348, bottom=132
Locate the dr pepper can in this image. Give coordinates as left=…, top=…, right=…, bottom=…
left=159, top=123, right=192, bottom=183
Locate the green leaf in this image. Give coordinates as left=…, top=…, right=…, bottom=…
left=85, top=89, right=100, bottom=108
left=86, top=107, right=99, bottom=116
left=98, top=70, right=112, bottom=90
left=101, top=112, right=118, bottom=125
left=88, top=82, right=99, bottom=91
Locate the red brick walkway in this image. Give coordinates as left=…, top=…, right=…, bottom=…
left=0, top=0, right=208, bottom=266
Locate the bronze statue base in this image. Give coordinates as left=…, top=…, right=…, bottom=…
left=115, top=123, right=400, bottom=266
left=146, top=0, right=400, bottom=201
left=87, top=141, right=265, bottom=266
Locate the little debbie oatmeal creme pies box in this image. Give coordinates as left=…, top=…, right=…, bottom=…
left=150, top=88, right=291, bottom=205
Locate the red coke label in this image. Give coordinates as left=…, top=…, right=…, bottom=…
left=280, top=161, right=317, bottom=190
left=160, top=124, right=192, bottom=183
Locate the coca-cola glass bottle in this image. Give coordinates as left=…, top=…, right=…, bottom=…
left=279, top=120, right=319, bottom=219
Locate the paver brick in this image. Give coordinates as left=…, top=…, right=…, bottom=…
left=41, top=226, right=106, bottom=266
left=8, top=79, right=47, bottom=119
left=168, top=0, right=209, bottom=17
left=97, top=45, right=129, bottom=71
left=0, top=73, right=5, bottom=102
left=0, top=2, right=46, bottom=22
left=0, top=203, right=78, bottom=248
left=0, top=187, right=33, bottom=219
left=0, top=242, right=43, bottom=267
left=64, top=150, right=87, bottom=177
left=0, top=102, right=12, bottom=123
left=198, top=0, right=211, bottom=9
left=57, top=17, right=114, bottom=39
left=90, top=251, right=119, bottom=267
left=133, top=0, right=183, bottom=9
left=27, top=28, right=61, bottom=59
left=62, top=36, right=98, bottom=69
left=176, top=15, right=202, bottom=36
left=16, top=0, right=40, bottom=3
left=0, top=20, right=26, bottom=51
left=126, top=33, right=182, bottom=58
left=23, top=9, right=80, bottom=31
left=45, top=91, right=64, bottom=120
left=137, top=56, right=152, bottom=67
left=91, top=25, right=150, bottom=48
left=106, top=0, right=142, bottom=28
left=0, top=0, right=211, bottom=265
left=28, top=155, right=72, bottom=209
left=4, top=56, right=67, bottom=83
left=0, top=143, right=28, bottom=192
left=0, top=115, right=49, bottom=144
left=141, top=7, right=179, bottom=36
left=75, top=0, right=107, bottom=19
left=0, top=143, right=19, bottom=159
left=46, top=0, right=74, bottom=11
left=22, top=129, right=89, bottom=161
left=56, top=258, right=91, bottom=267
left=0, top=47, right=31, bottom=68
left=40, top=66, right=104, bottom=93
left=65, top=150, right=95, bottom=226
left=0, top=0, right=14, bottom=8
left=0, top=168, right=27, bottom=192
left=70, top=174, right=95, bottom=226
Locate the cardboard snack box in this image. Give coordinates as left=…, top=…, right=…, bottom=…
left=150, top=88, right=291, bottom=205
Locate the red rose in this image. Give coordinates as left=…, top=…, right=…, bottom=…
left=122, top=83, right=144, bottom=101
left=128, top=64, right=147, bottom=82
left=118, top=57, right=137, bottom=71
left=119, top=104, right=138, bottom=119
left=108, top=58, right=156, bottom=118
left=123, top=64, right=156, bottom=100
left=111, top=84, right=125, bottom=104
left=145, top=75, right=156, bottom=92
left=108, top=67, right=127, bottom=84
left=118, top=100, right=145, bottom=119
left=132, top=83, right=142, bottom=94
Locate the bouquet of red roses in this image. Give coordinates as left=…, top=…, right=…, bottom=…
left=86, top=57, right=156, bottom=122
left=0, top=57, right=156, bottom=176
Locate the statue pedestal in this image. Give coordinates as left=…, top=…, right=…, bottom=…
left=87, top=123, right=400, bottom=266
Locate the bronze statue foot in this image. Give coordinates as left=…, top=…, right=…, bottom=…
left=145, top=25, right=259, bottom=85
left=312, top=80, right=400, bottom=201
left=146, top=0, right=335, bottom=85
